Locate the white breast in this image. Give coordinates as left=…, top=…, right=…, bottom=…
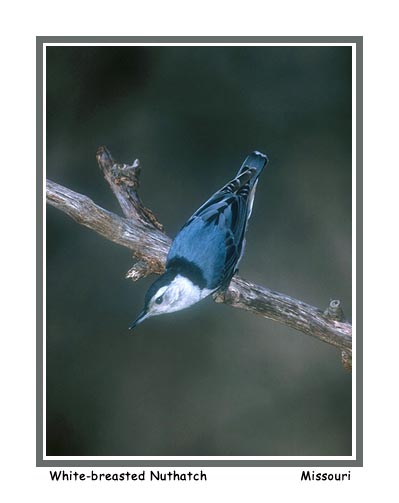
left=167, top=275, right=214, bottom=313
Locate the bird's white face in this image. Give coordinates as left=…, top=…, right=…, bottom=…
left=131, top=275, right=214, bottom=328
left=147, top=275, right=212, bottom=317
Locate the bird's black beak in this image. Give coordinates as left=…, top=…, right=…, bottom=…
left=129, top=310, right=149, bottom=331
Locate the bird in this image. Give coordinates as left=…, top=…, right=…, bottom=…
left=129, top=150, right=268, bottom=330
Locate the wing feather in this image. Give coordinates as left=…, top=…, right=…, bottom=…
left=167, top=152, right=268, bottom=289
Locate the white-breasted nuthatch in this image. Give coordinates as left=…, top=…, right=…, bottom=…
left=129, top=151, right=268, bottom=330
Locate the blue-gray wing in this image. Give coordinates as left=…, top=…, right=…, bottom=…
left=167, top=151, right=268, bottom=289
left=168, top=190, right=250, bottom=289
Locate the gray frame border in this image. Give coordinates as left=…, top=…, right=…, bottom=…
left=37, top=36, right=363, bottom=468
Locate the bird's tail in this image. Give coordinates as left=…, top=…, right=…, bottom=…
left=236, top=151, right=268, bottom=184
left=224, top=151, right=268, bottom=194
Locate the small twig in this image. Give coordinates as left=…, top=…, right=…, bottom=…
left=96, top=145, right=164, bottom=231
left=46, top=147, right=353, bottom=370
left=324, top=299, right=346, bottom=322
left=126, top=260, right=156, bottom=281
left=341, top=350, right=352, bottom=372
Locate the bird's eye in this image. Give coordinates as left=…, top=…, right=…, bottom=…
left=155, top=296, right=163, bottom=305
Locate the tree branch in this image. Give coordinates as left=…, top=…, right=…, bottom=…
left=46, top=178, right=170, bottom=274
left=46, top=147, right=352, bottom=370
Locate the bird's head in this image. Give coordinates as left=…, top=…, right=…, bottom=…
left=129, top=271, right=204, bottom=330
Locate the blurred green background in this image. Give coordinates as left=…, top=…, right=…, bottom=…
left=46, top=45, right=352, bottom=456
